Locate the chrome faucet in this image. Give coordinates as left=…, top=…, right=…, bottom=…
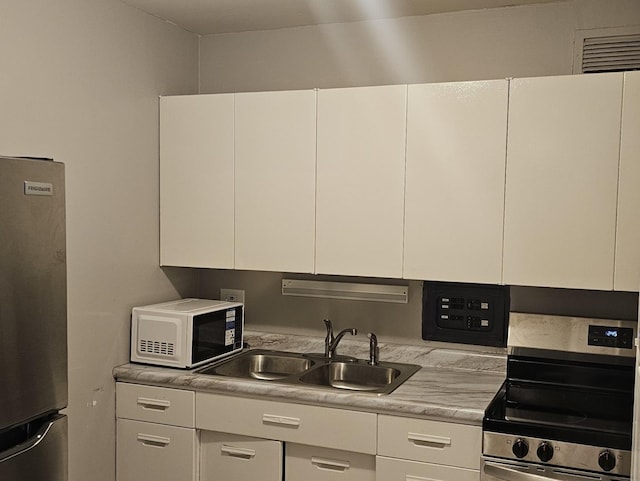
left=323, top=319, right=357, bottom=358
left=368, top=332, right=379, bottom=365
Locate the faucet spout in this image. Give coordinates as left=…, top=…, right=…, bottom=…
left=327, top=328, right=357, bottom=358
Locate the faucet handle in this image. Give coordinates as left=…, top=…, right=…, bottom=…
left=323, top=319, right=333, bottom=333
left=368, top=332, right=379, bottom=365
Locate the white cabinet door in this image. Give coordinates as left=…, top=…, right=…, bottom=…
left=196, top=392, right=377, bottom=454
left=316, top=85, right=407, bottom=278
left=377, top=415, right=481, bottom=470
left=615, top=71, right=640, bottom=292
left=160, top=94, right=235, bottom=268
left=234, top=90, right=316, bottom=273
left=116, top=419, right=198, bottom=481
left=116, top=382, right=195, bottom=427
left=403, top=80, right=508, bottom=283
left=376, top=456, right=479, bottom=481
left=200, top=431, right=282, bottom=481
left=286, top=444, right=375, bottom=481
left=503, top=73, right=623, bottom=290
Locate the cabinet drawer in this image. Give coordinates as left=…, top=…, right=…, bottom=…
left=377, top=415, right=481, bottom=469
left=287, top=444, right=375, bottom=481
left=376, top=456, right=479, bottom=481
left=196, top=393, right=377, bottom=454
left=116, top=382, right=195, bottom=427
left=201, top=431, right=282, bottom=481
left=116, top=419, right=197, bottom=481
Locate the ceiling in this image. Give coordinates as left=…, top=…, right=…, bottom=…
left=122, top=0, right=565, bottom=35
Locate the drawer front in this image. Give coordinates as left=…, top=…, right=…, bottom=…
left=377, top=415, right=481, bottom=469
left=196, top=392, right=377, bottom=454
left=201, top=431, right=282, bottom=481
left=116, top=419, right=197, bottom=481
left=287, top=444, right=375, bottom=481
left=116, top=382, right=195, bottom=427
left=376, top=456, right=479, bottom=481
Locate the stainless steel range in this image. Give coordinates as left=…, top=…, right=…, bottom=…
left=482, top=313, right=635, bottom=481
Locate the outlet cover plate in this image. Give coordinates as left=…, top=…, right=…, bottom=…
left=220, top=288, right=245, bottom=304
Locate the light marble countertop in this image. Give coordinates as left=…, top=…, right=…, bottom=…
left=113, top=331, right=506, bottom=425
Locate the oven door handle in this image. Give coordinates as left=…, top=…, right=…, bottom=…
left=484, top=461, right=599, bottom=481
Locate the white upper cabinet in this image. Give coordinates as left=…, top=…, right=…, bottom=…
left=234, top=90, right=316, bottom=273
left=503, top=73, right=623, bottom=290
left=403, top=80, right=508, bottom=283
left=160, top=94, right=235, bottom=269
left=316, top=85, right=407, bottom=278
left=615, top=71, right=640, bottom=292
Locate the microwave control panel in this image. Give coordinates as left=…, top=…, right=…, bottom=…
left=423, top=282, right=509, bottom=347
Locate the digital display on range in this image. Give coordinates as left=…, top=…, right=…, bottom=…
left=588, top=325, right=633, bottom=349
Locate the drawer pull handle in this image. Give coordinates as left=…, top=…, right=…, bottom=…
left=406, top=476, right=440, bottom=481
left=220, top=445, right=256, bottom=459
left=407, top=432, right=452, bottom=448
left=311, top=457, right=350, bottom=472
left=137, top=433, right=171, bottom=447
left=137, top=397, right=171, bottom=410
left=262, top=414, right=301, bottom=427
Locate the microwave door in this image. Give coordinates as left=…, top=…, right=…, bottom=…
left=193, top=312, right=228, bottom=363
left=192, top=308, right=242, bottom=364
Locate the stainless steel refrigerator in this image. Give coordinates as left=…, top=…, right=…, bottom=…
left=0, top=156, right=68, bottom=480
left=634, top=282, right=640, bottom=480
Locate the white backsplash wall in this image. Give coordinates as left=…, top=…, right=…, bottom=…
left=199, top=270, right=638, bottom=346
left=199, top=270, right=424, bottom=345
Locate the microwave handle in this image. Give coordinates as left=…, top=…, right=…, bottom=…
left=483, top=461, right=601, bottom=481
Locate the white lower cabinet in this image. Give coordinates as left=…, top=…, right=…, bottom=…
left=200, top=431, right=282, bottom=481
left=377, top=415, right=481, bottom=481
left=286, top=444, right=375, bottom=481
left=116, top=384, right=484, bottom=481
left=196, top=392, right=377, bottom=481
left=116, top=383, right=198, bottom=481
left=117, top=419, right=198, bottom=481
left=196, top=393, right=377, bottom=455
left=376, top=456, right=478, bottom=481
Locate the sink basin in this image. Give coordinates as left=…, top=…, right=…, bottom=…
left=197, top=350, right=314, bottom=380
left=298, top=362, right=400, bottom=392
left=196, top=349, right=421, bottom=395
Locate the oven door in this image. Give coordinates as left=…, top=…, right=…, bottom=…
left=482, top=458, right=629, bottom=481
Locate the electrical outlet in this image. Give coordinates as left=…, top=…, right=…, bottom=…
left=220, top=288, right=245, bottom=304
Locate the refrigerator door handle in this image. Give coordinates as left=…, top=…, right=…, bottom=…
left=0, top=419, right=55, bottom=463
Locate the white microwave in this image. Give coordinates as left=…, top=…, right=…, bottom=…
left=130, top=298, right=244, bottom=368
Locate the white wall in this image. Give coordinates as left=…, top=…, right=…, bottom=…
left=198, top=0, right=640, bottom=93
left=0, top=2, right=199, bottom=480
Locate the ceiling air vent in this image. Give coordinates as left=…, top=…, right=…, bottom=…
left=574, top=26, right=640, bottom=74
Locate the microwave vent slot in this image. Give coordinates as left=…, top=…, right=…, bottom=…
left=139, top=339, right=175, bottom=357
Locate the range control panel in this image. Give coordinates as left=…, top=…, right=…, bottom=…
left=588, top=325, right=634, bottom=349
left=423, top=282, right=509, bottom=347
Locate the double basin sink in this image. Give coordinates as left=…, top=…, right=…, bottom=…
left=196, top=349, right=421, bottom=395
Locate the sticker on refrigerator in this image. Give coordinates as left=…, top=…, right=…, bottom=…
left=24, top=181, right=53, bottom=196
